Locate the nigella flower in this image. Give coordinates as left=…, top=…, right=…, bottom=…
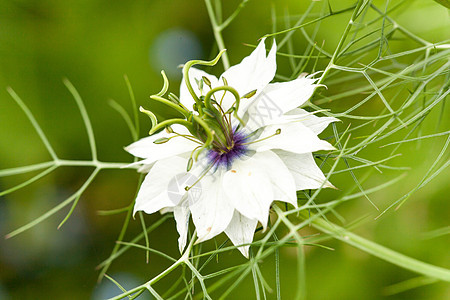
left=126, top=38, right=338, bottom=257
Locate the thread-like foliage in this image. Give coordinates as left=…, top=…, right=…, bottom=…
left=1, top=0, right=449, bottom=299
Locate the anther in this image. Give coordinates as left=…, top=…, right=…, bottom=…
left=186, top=157, right=194, bottom=171
left=242, top=89, right=257, bottom=99
left=202, top=76, right=211, bottom=87
left=153, top=137, right=170, bottom=144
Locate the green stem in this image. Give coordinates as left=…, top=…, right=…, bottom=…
left=318, top=0, right=364, bottom=85
left=300, top=211, right=450, bottom=282
left=0, top=160, right=135, bottom=178
left=204, top=0, right=230, bottom=69
left=107, top=232, right=198, bottom=300
left=0, top=161, right=55, bottom=177
left=218, top=0, right=249, bottom=31
left=63, top=79, right=98, bottom=162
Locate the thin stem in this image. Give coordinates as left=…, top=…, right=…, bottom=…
left=0, top=165, right=58, bottom=197
left=204, top=0, right=230, bottom=69
left=263, top=5, right=356, bottom=40
left=108, top=99, right=138, bottom=141
left=299, top=211, right=450, bottom=282
left=58, top=167, right=101, bottom=229
left=218, top=0, right=249, bottom=31
left=107, top=232, right=198, bottom=300
left=63, top=78, right=98, bottom=162
left=318, top=0, right=365, bottom=85
left=5, top=168, right=100, bottom=239
left=6, top=88, right=58, bottom=160
left=0, top=161, right=55, bottom=177
left=124, top=75, right=140, bottom=141
left=96, top=215, right=171, bottom=270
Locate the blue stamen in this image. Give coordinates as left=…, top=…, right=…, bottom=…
left=208, top=129, right=248, bottom=170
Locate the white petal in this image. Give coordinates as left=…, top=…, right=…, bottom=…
left=219, top=38, right=277, bottom=113
left=286, top=108, right=339, bottom=135
left=245, top=77, right=318, bottom=129
left=133, top=156, right=188, bottom=215
left=159, top=207, right=173, bottom=214
left=125, top=125, right=197, bottom=165
left=275, top=150, right=335, bottom=190
left=179, top=67, right=219, bottom=110
left=224, top=211, right=258, bottom=258
left=247, top=121, right=335, bottom=154
left=136, top=163, right=154, bottom=173
left=222, top=153, right=274, bottom=228
left=173, top=205, right=190, bottom=253
left=258, top=151, right=297, bottom=208
left=190, top=172, right=234, bottom=243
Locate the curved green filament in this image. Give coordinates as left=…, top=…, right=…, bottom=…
left=204, top=85, right=245, bottom=126
left=149, top=95, right=190, bottom=118
left=139, top=106, right=158, bottom=129
left=205, top=85, right=245, bottom=126
left=149, top=118, right=194, bottom=135
left=182, top=49, right=227, bottom=116
left=191, top=115, right=214, bottom=160
left=155, top=71, right=169, bottom=97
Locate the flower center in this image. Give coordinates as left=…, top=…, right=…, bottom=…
left=208, top=129, right=248, bottom=169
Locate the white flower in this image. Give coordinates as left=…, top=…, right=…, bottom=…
left=126, top=38, right=338, bottom=258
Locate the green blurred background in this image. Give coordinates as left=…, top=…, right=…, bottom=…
left=0, top=0, right=449, bottom=299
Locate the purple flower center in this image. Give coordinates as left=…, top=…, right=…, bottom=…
left=208, top=129, right=248, bottom=170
